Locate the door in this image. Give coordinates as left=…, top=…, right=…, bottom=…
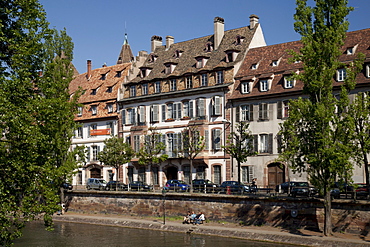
left=90, top=168, right=101, bottom=178
left=268, top=163, right=284, bottom=188
left=166, top=167, right=178, bottom=180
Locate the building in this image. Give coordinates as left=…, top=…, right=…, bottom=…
left=117, top=15, right=266, bottom=187
left=229, top=28, right=370, bottom=188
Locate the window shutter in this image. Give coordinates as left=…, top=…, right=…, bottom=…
left=259, top=104, right=262, bottom=120
left=176, top=103, right=182, bottom=119
left=268, top=133, right=273, bottom=154
left=189, top=101, right=194, bottom=118
left=152, top=105, right=159, bottom=122
left=162, top=105, right=166, bottom=121
left=236, top=106, right=240, bottom=122
left=199, top=98, right=205, bottom=117
left=121, top=109, right=126, bottom=125
left=248, top=166, right=254, bottom=183
left=250, top=104, right=254, bottom=121
left=277, top=101, right=282, bottom=119
left=253, top=135, right=258, bottom=153
left=139, top=106, right=145, bottom=123
left=277, top=134, right=282, bottom=153
left=86, top=147, right=91, bottom=161
left=205, top=130, right=209, bottom=150
left=214, top=96, right=221, bottom=115
left=132, top=108, right=137, bottom=125
left=212, top=129, right=221, bottom=150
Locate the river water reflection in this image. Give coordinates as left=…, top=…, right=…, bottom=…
left=14, top=221, right=297, bottom=247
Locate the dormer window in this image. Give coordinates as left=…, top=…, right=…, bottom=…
left=101, top=73, right=107, bottom=80
left=284, top=75, right=295, bottom=89
left=140, top=67, right=152, bottom=78
left=107, top=86, right=113, bottom=93
left=130, top=85, right=136, bottom=97
left=116, top=70, right=122, bottom=77
left=91, top=88, right=98, bottom=95
left=346, top=45, right=358, bottom=55
left=235, top=35, right=245, bottom=45
left=174, top=49, right=183, bottom=58
left=337, top=68, right=347, bottom=82
left=251, top=63, right=258, bottom=70
left=260, top=79, right=270, bottom=92
left=271, top=60, right=279, bottom=67
left=91, top=105, right=97, bottom=116
left=195, top=56, right=209, bottom=69
left=241, top=81, right=251, bottom=94
left=204, top=42, right=213, bottom=52
left=366, top=64, right=370, bottom=78
left=148, top=54, right=158, bottom=63
left=164, top=62, right=177, bottom=74
left=225, top=49, right=240, bottom=63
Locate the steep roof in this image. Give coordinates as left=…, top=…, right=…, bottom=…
left=230, top=28, right=370, bottom=100
left=117, top=33, right=134, bottom=64
left=128, top=24, right=259, bottom=84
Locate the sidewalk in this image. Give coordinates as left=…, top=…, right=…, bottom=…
left=53, top=212, right=370, bottom=247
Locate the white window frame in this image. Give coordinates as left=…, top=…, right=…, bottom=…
left=366, top=64, right=370, bottom=78
left=170, top=79, right=177, bottom=91
left=186, top=76, right=193, bottom=89
left=155, top=81, right=161, bottom=93
left=142, top=83, right=148, bottom=95
left=260, top=79, right=269, bottom=92
left=201, top=73, right=208, bottom=87
left=259, top=134, right=268, bottom=153
left=240, top=105, right=251, bottom=121
left=91, top=105, right=97, bottom=115
left=284, top=76, right=294, bottom=89
left=259, top=103, right=269, bottom=120
left=130, top=85, right=136, bottom=97
left=337, top=68, right=347, bottom=82
left=78, top=106, right=83, bottom=116
left=241, top=82, right=250, bottom=94
left=151, top=105, right=159, bottom=122
left=251, top=63, right=258, bottom=70
left=216, top=71, right=224, bottom=84
left=212, top=96, right=221, bottom=116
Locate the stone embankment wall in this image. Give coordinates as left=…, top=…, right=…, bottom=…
left=65, top=191, right=370, bottom=234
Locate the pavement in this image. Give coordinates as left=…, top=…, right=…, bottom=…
left=53, top=212, right=370, bottom=247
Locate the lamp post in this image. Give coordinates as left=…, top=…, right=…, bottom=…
left=162, top=188, right=167, bottom=224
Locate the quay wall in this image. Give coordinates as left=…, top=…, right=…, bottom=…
left=65, top=191, right=370, bottom=234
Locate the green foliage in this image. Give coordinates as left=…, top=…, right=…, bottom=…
left=0, top=1, right=80, bottom=245
left=182, top=125, right=205, bottom=160
left=279, top=0, right=359, bottom=236
left=136, top=127, right=168, bottom=168
left=223, top=122, right=256, bottom=183
left=98, top=137, right=134, bottom=171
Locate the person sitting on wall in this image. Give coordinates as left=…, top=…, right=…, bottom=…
left=183, top=210, right=191, bottom=224
left=194, top=211, right=205, bottom=225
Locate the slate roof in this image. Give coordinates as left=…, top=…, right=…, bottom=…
left=230, top=28, right=370, bottom=100
left=128, top=24, right=259, bottom=85
left=69, top=62, right=131, bottom=120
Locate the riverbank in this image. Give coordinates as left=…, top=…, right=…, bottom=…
left=53, top=212, right=370, bottom=247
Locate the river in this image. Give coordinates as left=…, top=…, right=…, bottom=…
left=13, top=221, right=296, bottom=246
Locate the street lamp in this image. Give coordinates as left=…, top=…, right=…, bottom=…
left=162, top=188, right=167, bottom=224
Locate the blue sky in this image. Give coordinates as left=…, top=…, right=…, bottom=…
left=39, top=0, right=370, bottom=74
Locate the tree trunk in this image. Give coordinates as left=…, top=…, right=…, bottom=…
left=237, top=160, right=241, bottom=185
left=190, top=159, right=193, bottom=193
left=323, top=190, right=333, bottom=236
left=363, top=153, right=370, bottom=196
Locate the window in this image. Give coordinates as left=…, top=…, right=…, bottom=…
left=196, top=166, right=205, bottom=179
left=91, top=88, right=97, bottom=95
left=89, top=124, right=97, bottom=137
left=166, top=103, right=173, bottom=119
left=91, top=105, right=97, bottom=116
left=216, top=71, right=224, bottom=84
left=183, top=101, right=194, bottom=118
left=259, top=134, right=273, bottom=153
left=366, top=64, right=370, bottom=78
left=225, top=51, right=238, bottom=63
left=165, top=63, right=176, bottom=74
left=260, top=79, right=269, bottom=92
left=186, top=76, right=193, bottom=89
left=204, top=130, right=209, bottom=150
left=107, top=104, right=113, bottom=113
left=258, top=103, right=269, bottom=120
left=77, top=126, right=83, bottom=138
left=213, top=165, right=221, bottom=185
left=78, top=106, right=83, bottom=116
left=346, top=47, right=354, bottom=55
left=101, top=73, right=107, bottom=80
left=138, top=167, right=146, bottom=182
left=107, top=122, right=114, bottom=136
left=174, top=49, right=183, bottom=58
left=134, top=135, right=140, bottom=152
left=201, top=74, right=208, bottom=86
left=170, top=79, right=177, bottom=91
left=235, top=35, right=244, bottom=45
left=284, top=76, right=294, bottom=89
left=237, top=104, right=253, bottom=121
left=277, top=100, right=289, bottom=119
left=212, top=96, right=221, bottom=116
left=151, top=167, right=159, bottom=185
left=116, top=71, right=122, bottom=77
left=184, top=166, right=190, bottom=184
left=155, top=81, right=161, bottom=93
left=212, top=129, right=221, bottom=151
left=150, top=105, right=159, bottom=122
left=205, top=42, right=213, bottom=52
left=167, top=133, right=182, bottom=158
left=196, top=57, right=208, bottom=68
left=142, top=83, right=148, bottom=95
left=138, top=106, right=145, bottom=124
left=130, top=85, right=136, bottom=97
left=271, top=60, right=278, bottom=66
left=196, top=98, right=206, bottom=119
left=92, top=145, right=100, bottom=161
left=251, top=63, right=258, bottom=70
left=337, top=68, right=347, bottom=82
left=241, top=166, right=254, bottom=183
left=241, top=82, right=250, bottom=94
left=126, top=108, right=136, bottom=125
left=107, top=86, right=113, bottom=93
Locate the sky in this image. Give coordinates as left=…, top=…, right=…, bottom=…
left=39, top=0, right=370, bottom=74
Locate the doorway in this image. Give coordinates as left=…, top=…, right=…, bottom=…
left=267, top=163, right=285, bottom=188
left=166, top=166, right=178, bottom=180
left=90, top=168, right=101, bottom=178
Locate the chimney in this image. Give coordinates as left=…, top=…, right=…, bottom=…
left=214, top=17, right=224, bottom=50
left=151, top=35, right=163, bottom=52
left=249, top=14, right=259, bottom=29
left=166, top=36, right=174, bottom=50
left=87, top=60, right=91, bottom=79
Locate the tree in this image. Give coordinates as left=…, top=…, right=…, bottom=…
left=349, top=91, right=370, bottom=192
left=136, top=128, right=168, bottom=187
left=0, top=1, right=80, bottom=245
left=223, top=122, right=256, bottom=185
left=98, top=137, right=134, bottom=190
left=278, top=0, right=361, bottom=236
left=182, top=125, right=205, bottom=193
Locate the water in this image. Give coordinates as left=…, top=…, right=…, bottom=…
left=14, top=221, right=294, bottom=247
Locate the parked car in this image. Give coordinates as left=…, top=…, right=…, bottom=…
left=275, top=181, right=316, bottom=196
left=106, top=181, right=127, bottom=191
left=330, top=182, right=354, bottom=199
left=86, top=178, right=107, bottom=190
left=164, top=180, right=190, bottom=192
left=220, top=181, right=251, bottom=194
left=192, top=179, right=220, bottom=193
left=128, top=181, right=153, bottom=191
left=62, top=182, right=73, bottom=191
left=355, top=183, right=369, bottom=199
